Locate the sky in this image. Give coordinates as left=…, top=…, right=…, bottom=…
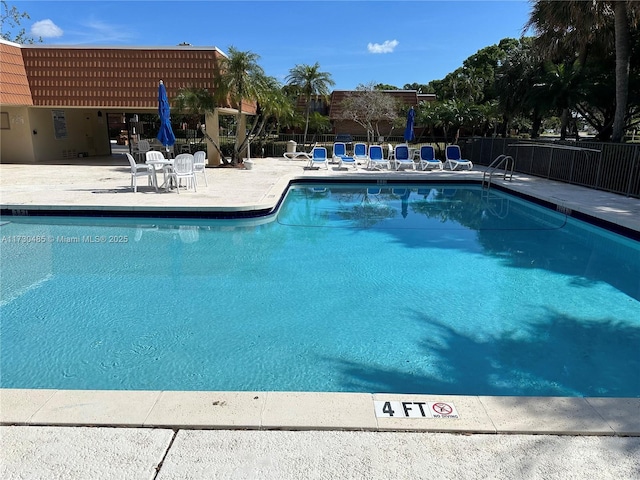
left=13, top=0, right=533, bottom=90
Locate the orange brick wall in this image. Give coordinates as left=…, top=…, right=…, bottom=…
left=21, top=47, right=224, bottom=109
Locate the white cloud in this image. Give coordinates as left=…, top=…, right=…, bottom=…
left=31, top=19, right=63, bottom=38
left=44, top=18, right=134, bottom=45
left=367, top=40, right=399, bottom=54
left=77, top=20, right=134, bottom=44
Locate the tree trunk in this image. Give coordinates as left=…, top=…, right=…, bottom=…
left=302, top=97, right=311, bottom=149
left=560, top=108, right=569, bottom=140
left=612, top=1, right=630, bottom=143
left=530, top=107, right=542, bottom=139
left=233, top=109, right=243, bottom=165
left=501, top=114, right=510, bottom=138
left=199, top=125, right=228, bottom=164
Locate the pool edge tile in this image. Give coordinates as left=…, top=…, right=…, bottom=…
left=144, top=391, right=265, bottom=429
left=478, top=396, right=615, bottom=435
left=0, top=388, right=58, bottom=424
left=261, top=392, right=377, bottom=430
left=27, top=390, right=162, bottom=427
left=585, top=397, right=640, bottom=436
left=373, top=394, right=497, bottom=433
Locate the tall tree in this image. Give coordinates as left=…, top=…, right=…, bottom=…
left=243, top=76, right=295, bottom=152
left=374, top=83, right=399, bottom=90
left=216, top=47, right=267, bottom=164
left=495, top=37, right=546, bottom=137
left=525, top=0, right=608, bottom=65
left=337, top=83, right=399, bottom=142
left=526, top=0, right=639, bottom=142
left=403, top=82, right=433, bottom=94
left=285, top=62, right=335, bottom=148
left=612, top=0, right=632, bottom=142
left=537, top=60, right=588, bottom=139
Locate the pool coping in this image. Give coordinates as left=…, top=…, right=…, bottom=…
left=2, top=172, right=639, bottom=241
left=1, top=389, right=639, bottom=436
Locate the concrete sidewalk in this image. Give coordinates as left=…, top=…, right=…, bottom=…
left=1, top=156, right=640, bottom=479
left=2, top=426, right=639, bottom=479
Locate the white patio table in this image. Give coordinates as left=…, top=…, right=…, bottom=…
left=146, top=158, right=174, bottom=191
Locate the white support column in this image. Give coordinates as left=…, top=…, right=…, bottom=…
left=205, top=110, right=220, bottom=165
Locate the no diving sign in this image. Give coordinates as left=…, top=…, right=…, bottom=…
left=374, top=400, right=459, bottom=419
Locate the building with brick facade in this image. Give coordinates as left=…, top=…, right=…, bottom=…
left=0, top=39, right=254, bottom=164
left=329, top=90, right=435, bottom=139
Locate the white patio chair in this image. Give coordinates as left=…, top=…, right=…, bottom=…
left=146, top=150, right=167, bottom=191
left=135, top=139, right=150, bottom=162
left=192, top=150, right=208, bottom=186
left=126, top=153, right=151, bottom=192
left=170, top=153, right=197, bottom=193
left=387, top=143, right=395, bottom=162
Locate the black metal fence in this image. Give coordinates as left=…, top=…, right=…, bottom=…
left=260, top=134, right=412, bottom=158
left=460, top=137, right=640, bottom=198
left=253, top=134, right=639, bottom=198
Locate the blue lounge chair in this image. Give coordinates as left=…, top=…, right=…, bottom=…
left=309, top=146, right=329, bottom=169
left=367, top=145, right=389, bottom=170
left=418, top=145, right=443, bottom=171
left=332, top=142, right=357, bottom=170
left=444, top=145, right=473, bottom=171
left=393, top=144, right=415, bottom=171
left=353, top=143, right=369, bottom=166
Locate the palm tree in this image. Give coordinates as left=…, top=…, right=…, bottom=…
left=611, top=1, right=635, bottom=142
left=526, top=0, right=639, bottom=142
left=285, top=63, right=335, bottom=148
left=243, top=76, right=295, bottom=154
left=536, top=60, right=588, bottom=140
left=173, top=87, right=227, bottom=160
left=494, top=37, right=547, bottom=137
left=526, top=1, right=607, bottom=65
left=216, top=47, right=267, bottom=164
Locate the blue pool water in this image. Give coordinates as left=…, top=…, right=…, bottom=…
left=1, top=183, right=639, bottom=397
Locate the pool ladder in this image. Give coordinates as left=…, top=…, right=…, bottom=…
left=482, top=154, right=515, bottom=191
left=481, top=155, right=514, bottom=219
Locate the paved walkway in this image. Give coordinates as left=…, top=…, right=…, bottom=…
left=1, top=156, right=639, bottom=479
left=3, top=426, right=639, bottom=479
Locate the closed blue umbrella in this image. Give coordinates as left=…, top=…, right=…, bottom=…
left=157, top=80, right=175, bottom=151
left=404, top=106, right=415, bottom=142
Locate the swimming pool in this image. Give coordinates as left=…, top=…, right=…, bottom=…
left=1, top=183, right=639, bottom=397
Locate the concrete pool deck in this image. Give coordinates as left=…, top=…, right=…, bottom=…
left=1, top=155, right=639, bottom=479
